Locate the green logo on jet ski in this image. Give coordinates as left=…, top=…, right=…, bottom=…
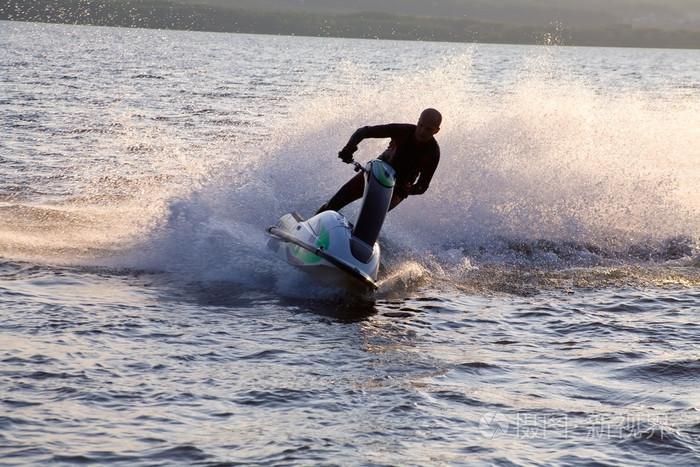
left=291, top=224, right=330, bottom=264
left=372, top=160, right=396, bottom=188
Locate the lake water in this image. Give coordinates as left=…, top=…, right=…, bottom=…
left=1, top=20, right=699, bottom=466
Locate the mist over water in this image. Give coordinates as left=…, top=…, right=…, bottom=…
left=2, top=23, right=700, bottom=467
left=1, top=21, right=699, bottom=292
left=161, top=44, right=700, bottom=293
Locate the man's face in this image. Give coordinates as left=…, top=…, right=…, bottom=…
left=415, top=116, right=440, bottom=143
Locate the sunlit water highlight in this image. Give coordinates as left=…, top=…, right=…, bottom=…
left=1, top=20, right=699, bottom=466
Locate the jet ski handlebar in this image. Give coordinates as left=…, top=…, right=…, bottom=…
left=352, top=161, right=366, bottom=173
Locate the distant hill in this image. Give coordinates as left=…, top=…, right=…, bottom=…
left=1, top=0, right=699, bottom=49
left=186, top=0, right=700, bottom=31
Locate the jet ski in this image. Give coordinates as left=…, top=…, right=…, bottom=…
left=266, top=159, right=396, bottom=292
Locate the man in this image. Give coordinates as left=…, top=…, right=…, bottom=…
left=316, top=108, right=442, bottom=214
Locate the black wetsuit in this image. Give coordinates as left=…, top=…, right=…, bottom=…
left=318, top=124, right=440, bottom=213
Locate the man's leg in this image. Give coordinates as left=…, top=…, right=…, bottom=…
left=316, top=173, right=365, bottom=214
left=388, top=192, right=407, bottom=211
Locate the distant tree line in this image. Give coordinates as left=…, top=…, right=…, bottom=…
left=1, top=0, right=699, bottom=49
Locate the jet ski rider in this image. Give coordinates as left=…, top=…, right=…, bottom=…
left=316, top=108, right=442, bottom=215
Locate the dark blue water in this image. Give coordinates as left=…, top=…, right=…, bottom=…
left=1, top=20, right=699, bottom=465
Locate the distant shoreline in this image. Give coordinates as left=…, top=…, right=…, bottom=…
left=2, top=0, right=699, bottom=49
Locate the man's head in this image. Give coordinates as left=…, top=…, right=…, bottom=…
left=414, top=108, right=442, bottom=143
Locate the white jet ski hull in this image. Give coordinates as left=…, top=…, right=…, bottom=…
left=267, top=159, right=396, bottom=293
left=267, top=211, right=380, bottom=292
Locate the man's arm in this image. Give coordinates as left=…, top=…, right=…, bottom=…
left=409, top=151, right=440, bottom=195
left=342, top=124, right=406, bottom=151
